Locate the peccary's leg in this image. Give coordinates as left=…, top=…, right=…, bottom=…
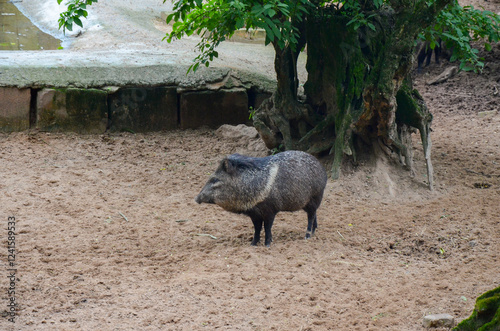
left=312, top=214, right=318, bottom=234
left=417, top=47, right=427, bottom=73
left=263, top=216, right=276, bottom=247
left=425, top=49, right=432, bottom=66
left=305, top=209, right=318, bottom=239
left=304, top=197, right=322, bottom=239
left=250, top=217, right=263, bottom=246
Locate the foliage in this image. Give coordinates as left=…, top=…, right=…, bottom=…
left=57, top=0, right=499, bottom=73
left=163, top=0, right=312, bottom=72
left=162, top=0, right=499, bottom=73
left=57, top=0, right=98, bottom=34
left=419, top=0, right=500, bottom=72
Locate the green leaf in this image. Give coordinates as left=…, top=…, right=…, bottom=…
left=262, top=24, right=274, bottom=42
left=265, top=17, right=281, bottom=40
left=460, top=63, right=474, bottom=71
left=484, top=43, right=492, bottom=51
left=73, top=17, right=83, bottom=28
left=77, top=9, right=88, bottom=18
left=166, top=13, right=175, bottom=24
left=189, top=62, right=200, bottom=73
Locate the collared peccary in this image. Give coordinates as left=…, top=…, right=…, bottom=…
left=417, top=40, right=442, bottom=73
left=195, top=150, right=327, bottom=247
left=416, top=39, right=453, bottom=73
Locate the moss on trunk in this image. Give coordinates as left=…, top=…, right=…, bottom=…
left=253, top=0, right=452, bottom=188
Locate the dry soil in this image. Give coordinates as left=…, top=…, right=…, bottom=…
left=1, top=0, right=500, bottom=330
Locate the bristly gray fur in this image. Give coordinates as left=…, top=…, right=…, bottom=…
left=195, top=150, right=327, bottom=246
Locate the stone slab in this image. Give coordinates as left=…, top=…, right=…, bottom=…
left=108, top=87, right=178, bottom=132
left=180, top=88, right=250, bottom=129
left=0, top=87, right=31, bottom=132
left=37, top=88, right=108, bottom=133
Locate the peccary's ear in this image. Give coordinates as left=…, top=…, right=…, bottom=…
left=221, top=158, right=238, bottom=176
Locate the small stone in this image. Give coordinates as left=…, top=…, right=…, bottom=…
left=423, top=314, right=455, bottom=328
left=216, top=124, right=259, bottom=140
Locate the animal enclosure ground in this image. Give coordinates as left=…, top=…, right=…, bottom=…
left=1, top=50, right=499, bottom=330
left=1, top=0, right=500, bottom=326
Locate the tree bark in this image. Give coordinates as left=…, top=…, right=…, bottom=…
left=253, top=1, right=452, bottom=189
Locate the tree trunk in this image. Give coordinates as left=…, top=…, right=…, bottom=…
left=253, top=20, right=309, bottom=152
left=253, top=2, right=451, bottom=189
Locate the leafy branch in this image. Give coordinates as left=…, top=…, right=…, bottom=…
left=419, top=0, right=500, bottom=71
left=55, top=0, right=499, bottom=74
left=163, top=0, right=313, bottom=72
left=57, top=0, right=98, bottom=34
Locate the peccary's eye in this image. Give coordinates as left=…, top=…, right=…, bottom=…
left=209, top=177, right=219, bottom=184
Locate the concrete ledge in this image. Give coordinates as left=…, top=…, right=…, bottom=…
left=0, top=50, right=276, bottom=91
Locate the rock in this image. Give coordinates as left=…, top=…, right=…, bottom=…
left=216, top=124, right=268, bottom=155
left=423, top=314, right=455, bottom=328
left=216, top=124, right=259, bottom=140
left=426, top=67, right=459, bottom=85
left=247, top=138, right=268, bottom=153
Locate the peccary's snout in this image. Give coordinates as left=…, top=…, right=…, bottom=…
left=195, top=187, right=215, bottom=204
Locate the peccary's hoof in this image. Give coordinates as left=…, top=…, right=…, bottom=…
left=305, top=233, right=312, bottom=239
left=265, top=243, right=271, bottom=248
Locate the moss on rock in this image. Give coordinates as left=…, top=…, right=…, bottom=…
left=454, top=286, right=500, bottom=331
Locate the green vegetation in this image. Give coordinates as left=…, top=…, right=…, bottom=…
left=454, top=286, right=500, bottom=331
left=57, top=0, right=98, bottom=34
left=420, top=0, right=499, bottom=71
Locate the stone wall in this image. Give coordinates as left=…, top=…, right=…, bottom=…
left=0, top=62, right=275, bottom=133
left=0, top=77, right=272, bottom=134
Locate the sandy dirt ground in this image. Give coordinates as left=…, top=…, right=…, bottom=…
left=0, top=54, right=498, bottom=330
left=2, top=0, right=500, bottom=330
